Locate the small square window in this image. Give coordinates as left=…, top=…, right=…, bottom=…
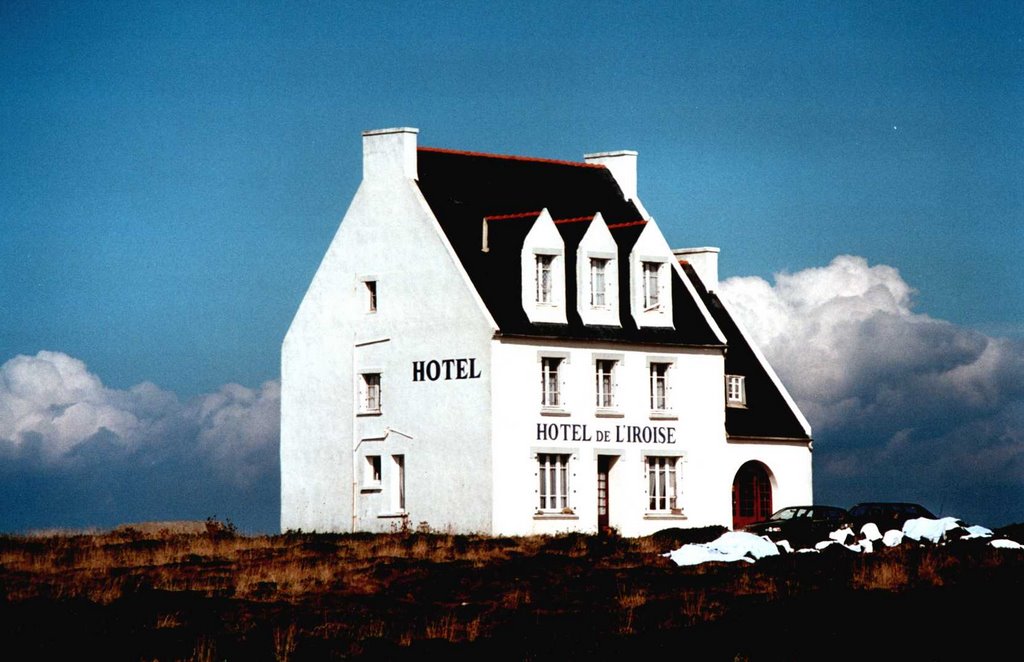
left=365, top=280, right=377, bottom=313
left=650, top=362, right=670, bottom=411
left=537, top=453, right=571, bottom=512
left=364, top=455, right=382, bottom=487
left=360, top=373, right=381, bottom=414
left=726, top=374, right=746, bottom=407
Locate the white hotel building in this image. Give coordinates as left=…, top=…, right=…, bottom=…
left=280, top=128, right=813, bottom=536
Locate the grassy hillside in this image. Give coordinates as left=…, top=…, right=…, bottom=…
left=2, top=523, right=1022, bottom=660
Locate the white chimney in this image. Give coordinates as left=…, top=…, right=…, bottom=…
left=362, top=127, right=419, bottom=181
left=584, top=150, right=638, bottom=201
left=674, top=246, right=720, bottom=292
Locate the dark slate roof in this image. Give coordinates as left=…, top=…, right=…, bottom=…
left=680, top=262, right=810, bottom=440
left=415, top=147, right=723, bottom=347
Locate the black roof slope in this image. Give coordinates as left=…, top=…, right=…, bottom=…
left=680, top=263, right=810, bottom=440
left=415, top=147, right=722, bottom=347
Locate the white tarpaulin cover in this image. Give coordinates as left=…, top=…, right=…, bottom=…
left=665, top=516, right=1021, bottom=566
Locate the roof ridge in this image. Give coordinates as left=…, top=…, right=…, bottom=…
left=606, top=220, right=648, bottom=230
left=482, top=211, right=542, bottom=222
left=419, top=146, right=606, bottom=169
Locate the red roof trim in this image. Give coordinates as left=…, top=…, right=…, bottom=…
left=553, top=215, right=595, bottom=225
left=483, top=211, right=542, bottom=222
left=419, top=146, right=606, bottom=169
left=606, top=220, right=648, bottom=230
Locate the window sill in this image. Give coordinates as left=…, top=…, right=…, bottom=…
left=540, top=407, right=571, bottom=417
left=357, top=410, right=382, bottom=417
left=726, top=403, right=748, bottom=409
left=377, top=511, right=408, bottom=519
left=533, top=513, right=579, bottom=521
left=644, top=512, right=686, bottom=520
left=595, top=408, right=623, bottom=418
left=360, top=485, right=382, bottom=493
left=649, top=411, right=677, bottom=420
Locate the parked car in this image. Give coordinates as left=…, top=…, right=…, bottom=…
left=846, top=502, right=937, bottom=533
left=744, top=505, right=849, bottom=548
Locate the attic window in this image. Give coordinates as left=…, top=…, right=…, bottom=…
left=590, top=258, right=609, bottom=307
left=726, top=375, right=746, bottom=407
left=642, top=262, right=662, bottom=311
left=535, top=254, right=555, bottom=304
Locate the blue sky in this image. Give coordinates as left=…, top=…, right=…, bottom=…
left=1, top=1, right=1022, bottom=532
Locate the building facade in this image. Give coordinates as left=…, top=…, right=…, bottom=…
left=281, top=127, right=812, bottom=536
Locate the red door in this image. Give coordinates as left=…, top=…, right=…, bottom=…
left=732, top=461, right=772, bottom=529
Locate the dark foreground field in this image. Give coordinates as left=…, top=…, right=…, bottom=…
left=3, top=523, right=1023, bottom=660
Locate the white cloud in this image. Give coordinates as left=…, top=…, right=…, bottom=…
left=0, top=352, right=280, bottom=487
left=719, top=255, right=1024, bottom=523
left=0, top=351, right=143, bottom=458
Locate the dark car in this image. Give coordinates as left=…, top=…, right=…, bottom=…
left=744, top=505, right=849, bottom=548
left=847, top=502, right=937, bottom=533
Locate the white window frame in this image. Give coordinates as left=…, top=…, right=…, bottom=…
left=359, top=276, right=378, bottom=314
left=537, top=453, right=571, bottom=513
left=365, top=280, right=377, bottom=313
left=358, top=372, right=382, bottom=415
left=642, top=261, right=663, bottom=311
left=589, top=257, right=610, bottom=308
left=649, top=362, right=671, bottom=412
left=535, top=253, right=555, bottom=305
left=726, top=374, right=746, bottom=407
left=391, top=454, right=405, bottom=512
left=540, top=356, right=565, bottom=410
left=595, top=359, right=616, bottom=409
left=646, top=456, right=681, bottom=513
left=363, top=454, right=382, bottom=489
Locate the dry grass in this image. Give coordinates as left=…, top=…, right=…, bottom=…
left=852, top=556, right=911, bottom=590
left=2, top=525, right=1022, bottom=659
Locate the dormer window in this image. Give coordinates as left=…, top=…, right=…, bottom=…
left=536, top=254, right=555, bottom=304
left=642, top=261, right=662, bottom=311
left=521, top=210, right=567, bottom=324
left=628, top=225, right=674, bottom=328
left=576, top=214, right=620, bottom=327
left=590, top=258, right=609, bottom=307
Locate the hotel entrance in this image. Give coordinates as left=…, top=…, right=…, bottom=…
left=597, top=455, right=617, bottom=533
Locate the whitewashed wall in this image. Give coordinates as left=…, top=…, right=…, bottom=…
left=281, top=129, right=496, bottom=533
left=490, top=338, right=728, bottom=536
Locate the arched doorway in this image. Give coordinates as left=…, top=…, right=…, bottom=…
left=732, top=461, right=772, bottom=529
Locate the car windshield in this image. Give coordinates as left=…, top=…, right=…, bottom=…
left=770, top=507, right=809, bottom=520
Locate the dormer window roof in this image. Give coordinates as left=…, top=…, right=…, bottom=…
left=575, top=213, right=620, bottom=327
left=520, top=209, right=567, bottom=325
